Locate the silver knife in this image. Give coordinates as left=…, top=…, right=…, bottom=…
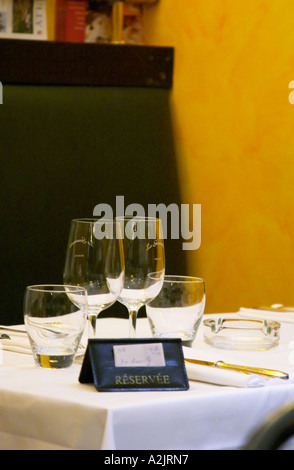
left=0, top=326, right=26, bottom=334
left=251, top=306, right=294, bottom=312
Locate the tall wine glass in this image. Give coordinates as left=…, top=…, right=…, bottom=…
left=116, top=216, right=165, bottom=338
left=63, top=218, right=124, bottom=338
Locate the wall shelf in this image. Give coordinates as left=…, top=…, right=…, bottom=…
left=0, top=38, right=174, bottom=88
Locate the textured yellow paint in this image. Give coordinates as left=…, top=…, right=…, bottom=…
left=144, top=1, right=294, bottom=312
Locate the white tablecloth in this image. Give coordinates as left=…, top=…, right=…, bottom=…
left=1, top=314, right=294, bottom=450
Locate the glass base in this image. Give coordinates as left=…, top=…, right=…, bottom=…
left=149, top=331, right=195, bottom=348
left=34, top=353, right=75, bottom=369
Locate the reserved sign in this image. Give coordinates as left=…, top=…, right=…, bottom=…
left=79, top=338, right=189, bottom=392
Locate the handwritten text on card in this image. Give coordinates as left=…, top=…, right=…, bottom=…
left=113, top=343, right=166, bottom=367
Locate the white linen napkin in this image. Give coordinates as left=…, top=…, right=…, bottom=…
left=239, top=307, right=294, bottom=324
left=0, top=325, right=86, bottom=356
left=183, top=347, right=293, bottom=388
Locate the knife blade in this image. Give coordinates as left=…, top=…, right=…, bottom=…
left=253, top=306, right=294, bottom=313
left=184, top=358, right=289, bottom=380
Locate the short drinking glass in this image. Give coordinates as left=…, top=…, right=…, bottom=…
left=24, top=284, right=87, bottom=368
left=146, top=275, right=205, bottom=347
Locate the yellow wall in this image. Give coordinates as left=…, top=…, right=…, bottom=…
left=144, top=1, right=294, bottom=313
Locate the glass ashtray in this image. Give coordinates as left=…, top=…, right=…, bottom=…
left=203, top=317, right=281, bottom=351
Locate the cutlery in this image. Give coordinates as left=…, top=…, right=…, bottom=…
left=0, top=334, right=11, bottom=340
left=184, top=358, right=289, bottom=380
left=248, top=306, right=294, bottom=313
left=0, top=326, right=26, bottom=334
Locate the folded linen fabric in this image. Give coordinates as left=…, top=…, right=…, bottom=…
left=0, top=325, right=86, bottom=356
left=0, top=328, right=31, bottom=354
left=239, top=307, right=294, bottom=324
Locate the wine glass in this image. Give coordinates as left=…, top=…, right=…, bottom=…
left=115, top=216, right=165, bottom=338
left=63, top=218, right=124, bottom=338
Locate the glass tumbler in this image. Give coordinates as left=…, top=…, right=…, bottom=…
left=146, top=275, right=205, bottom=347
left=24, top=284, right=87, bottom=369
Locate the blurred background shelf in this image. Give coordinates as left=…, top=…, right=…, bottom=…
left=0, top=38, right=174, bottom=88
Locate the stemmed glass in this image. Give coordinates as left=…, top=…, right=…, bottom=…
left=63, top=218, right=124, bottom=338
left=115, top=216, right=165, bottom=338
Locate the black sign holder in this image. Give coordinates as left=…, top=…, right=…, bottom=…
left=79, top=338, right=189, bottom=392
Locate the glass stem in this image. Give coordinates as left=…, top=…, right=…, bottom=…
left=129, top=309, right=138, bottom=338
left=88, top=314, right=97, bottom=338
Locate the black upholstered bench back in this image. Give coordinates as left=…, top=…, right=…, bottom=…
left=0, top=84, right=185, bottom=324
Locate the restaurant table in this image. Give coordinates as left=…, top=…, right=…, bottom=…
left=1, top=313, right=294, bottom=450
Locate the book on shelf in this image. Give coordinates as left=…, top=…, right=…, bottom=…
left=84, top=1, right=112, bottom=44
left=55, top=0, right=87, bottom=42
left=121, top=2, right=144, bottom=45
left=0, top=0, right=55, bottom=40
